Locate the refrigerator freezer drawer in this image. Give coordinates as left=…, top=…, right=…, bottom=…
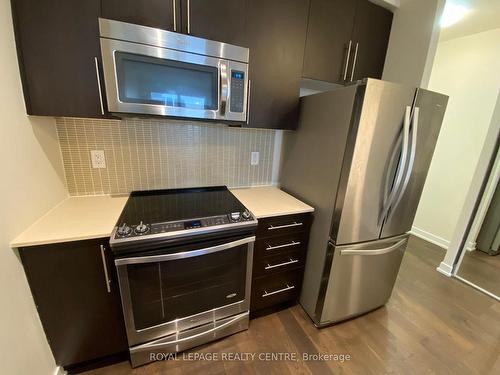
left=316, top=234, right=408, bottom=326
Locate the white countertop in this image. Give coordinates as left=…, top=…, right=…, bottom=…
left=11, top=186, right=313, bottom=248
left=10, top=195, right=129, bottom=248
left=230, top=186, right=314, bottom=218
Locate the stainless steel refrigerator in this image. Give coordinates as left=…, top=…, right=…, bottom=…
left=280, top=78, right=448, bottom=327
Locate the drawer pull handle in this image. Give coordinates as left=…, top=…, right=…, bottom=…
left=265, top=258, right=299, bottom=270
left=266, top=240, right=301, bottom=251
left=262, top=284, right=295, bottom=298
left=268, top=222, right=303, bottom=230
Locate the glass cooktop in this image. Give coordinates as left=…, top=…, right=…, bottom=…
left=117, top=186, right=247, bottom=225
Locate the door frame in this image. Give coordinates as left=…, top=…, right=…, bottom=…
left=436, top=89, right=500, bottom=301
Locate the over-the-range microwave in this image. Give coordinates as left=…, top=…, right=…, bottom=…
left=98, top=18, right=249, bottom=123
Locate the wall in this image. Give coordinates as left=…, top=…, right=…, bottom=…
left=0, top=0, right=68, bottom=374
left=56, top=118, right=277, bottom=196
left=412, top=28, right=500, bottom=248
left=382, top=0, right=445, bottom=88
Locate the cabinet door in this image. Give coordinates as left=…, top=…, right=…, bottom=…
left=302, top=0, right=357, bottom=83
left=19, top=239, right=127, bottom=367
left=102, top=0, right=180, bottom=31
left=180, top=0, right=247, bottom=46
left=12, top=0, right=104, bottom=118
left=350, top=0, right=393, bottom=81
left=245, top=0, right=309, bottom=130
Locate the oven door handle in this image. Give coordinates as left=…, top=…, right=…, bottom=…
left=115, top=236, right=255, bottom=266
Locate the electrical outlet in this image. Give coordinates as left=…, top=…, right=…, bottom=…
left=251, top=151, right=259, bottom=166
left=90, top=150, right=106, bottom=169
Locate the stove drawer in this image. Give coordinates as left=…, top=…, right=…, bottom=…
left=253, top=250, right=304, bottom=277
left=256, top=213, right=311, bottom=239
left=254, top=232, right=307, bottom=260
left=251, top=270, right=303, bottom=312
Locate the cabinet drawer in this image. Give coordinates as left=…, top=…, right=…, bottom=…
left=251, top=270, right=303, bottom=311
left=253, top=250, right=304, bottom=277
left=256, top=213, right=311, bottom=238
left=254, top=232, right=306, bottom=260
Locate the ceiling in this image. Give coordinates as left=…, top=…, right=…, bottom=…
left=439, top=0, right=500, bottom=41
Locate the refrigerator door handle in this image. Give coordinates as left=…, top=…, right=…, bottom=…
left=340, top=238, right=407, bottom=256
left=391, top=107, right=420, bottom=212
left=379, top=106, right=411, bottom=224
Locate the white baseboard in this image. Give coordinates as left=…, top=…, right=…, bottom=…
left=411, top=226, right=450, bottom=249
left=465, top=240, right=476, bottom=252
left=437, top=262, right=453, bottom=277
left=53, top=366, right=66, bottom=375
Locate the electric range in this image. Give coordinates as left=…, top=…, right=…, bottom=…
left=109, top=186, right=257, bottom=367
left=110, top=186, right=257, bottom=254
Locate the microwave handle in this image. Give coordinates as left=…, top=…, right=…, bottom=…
left=220, top=62, right=229, bottom=116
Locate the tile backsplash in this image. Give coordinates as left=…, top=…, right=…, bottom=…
left=56, top=118, right=277, bottom=196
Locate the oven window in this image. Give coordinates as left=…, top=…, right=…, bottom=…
left=127, top=245, right=247, bottom=330
left=115, top=51, right=218, bottom=110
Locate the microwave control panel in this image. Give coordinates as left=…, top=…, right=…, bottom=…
left=230, top=70, right=245, bottom=113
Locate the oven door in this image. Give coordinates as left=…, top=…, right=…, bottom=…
left=115, top=236, right=254, bottom=346
left=100, top=38, right=248, bottom=122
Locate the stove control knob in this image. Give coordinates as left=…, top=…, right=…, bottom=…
left=230, top=212, right=241, bottom=222
left=135, top=221, right=149, bottom=234
left=117, top=223, right=132, bottom=236
left=242, top=211, right=251, bottom=220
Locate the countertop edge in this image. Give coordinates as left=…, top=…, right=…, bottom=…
left=11, top=233, right=112, bottom=249
left=253, top=207, right=314, bottom=219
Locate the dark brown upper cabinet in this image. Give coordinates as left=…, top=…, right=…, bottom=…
left=180, top=0, right=247, bottom=46
left=350, top=0, right=393, bottom=82
left=244, top=0, right=310, bottom=130
left=101, top=0, right=181, bottom=31
left=19, top=238, right=127, bottom=368
left=302, top=0, right=393, bottom=84
left=11, top=0, right=105, bottom=118
left=302, top=0, right=357, bottom=84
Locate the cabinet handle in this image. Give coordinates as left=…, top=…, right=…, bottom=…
left=173, top=0, right=177, bottom=32
left=94, top=57, right=105, bottom=115
left=246, top=79, right=251, bottom=125
left=262, top=284, right=295, bottom=298
left=265, top=258, right=299, bottom=270
left=342, top=40, right=352, bottom=82
left=100, top=245, right=112, bottom=293
left=266, top=240, right=301, bottom=251
left=350, top=42, right=359, bottom=82
left=187, top=0, right=191, bottom=34
left=268, top=222, right=303, bottom=230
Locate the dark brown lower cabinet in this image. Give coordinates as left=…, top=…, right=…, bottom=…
left=250, top=213, right=312, bottom=316
left=19, top=238, right=127, bottom=369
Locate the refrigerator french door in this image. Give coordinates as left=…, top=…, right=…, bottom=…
left=280, top=79, right=448, bottom=326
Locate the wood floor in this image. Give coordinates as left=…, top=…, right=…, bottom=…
left=83, top=236, right=500, bottom=375
left=458, top=249, right=500, bottom=296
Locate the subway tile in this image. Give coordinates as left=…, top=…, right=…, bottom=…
left=56, top=117, right=276, bottom=195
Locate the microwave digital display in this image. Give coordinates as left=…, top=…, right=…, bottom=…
left=232, top=71, right=244, bottom=80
